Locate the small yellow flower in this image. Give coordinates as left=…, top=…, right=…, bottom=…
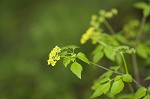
left=99, top=10, right=106, bottom=16
left=105, top=12, right=113, bottom=18
left=47, top=46, right=61, bottom=66
left=99, top=17, right=105, bottom=23
left=80, top=27, right=95, bottom=44
left=91, top=15, right=98, bottom=21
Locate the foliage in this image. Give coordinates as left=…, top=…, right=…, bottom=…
left=48, top=1, right=150, bottom=99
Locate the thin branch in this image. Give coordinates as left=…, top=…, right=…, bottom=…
left=132, top=54, right=140, bottom=83
left=135, top=16, right=146, bottom=46
left=121, top=53, right=129, bottom=74
left=104, top=20, right=115, bottom=34
left=132, top=16, right=147, bottom=84
left=97, top=40, right=108, bottom=47
left=90, top=62, right=142, bottom=88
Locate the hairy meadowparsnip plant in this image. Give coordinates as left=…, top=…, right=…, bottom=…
left=47, top=1, right=150, bottom=99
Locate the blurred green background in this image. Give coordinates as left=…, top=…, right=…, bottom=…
left=0, top=0, right=142, bottom=99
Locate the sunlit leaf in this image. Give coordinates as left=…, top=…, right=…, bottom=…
left=122, top=74, right=132, bottom=82
left=136, top=43, right=148, bottom=59
left=110, top=66, right=120, bottom=71
left=99, top=71, right=113, bottom=80
left=70, top=62, right=83, bottom=79
left=61, top=45, right=79, bottom=50
left=144, top=76, right=150, bottom=81
left=63, top=58, right=71, bottom=67
left=104, top=46, right=115, bottom=61
left=117, top=94, right=134, bottom=99
left=92, top=44, right=103, bottom=55
left=93, top=52, right=104, bottom=63
left=59, top=51, right=68, bottom=56
left=91, top=81, right=111, bottom=98
left=114, top=75, right=122, bottom=81
left=77, top=52, right=90, bottom=64
left=133, top=87, right=147, bottom=99
left=134, top=2, right=150, bottom=17
left=110, top=79, right=124, bottom=96
left=143, top=95, right=150, bottom=99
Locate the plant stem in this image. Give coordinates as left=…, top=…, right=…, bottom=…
left=120, top=53, right=128, bottom=74
left=90, top=62, right=142, bottom=88
left=90, top=62, right=122, bottom=75
left=97, top=40, right=108, bottom=47
left=135, top=16, right=146, bottom=46
left=132, top=54, right=140, bottom=83
left=132, top=16, right=146, bottom=84
left=104, top=20, right=115, bottom=34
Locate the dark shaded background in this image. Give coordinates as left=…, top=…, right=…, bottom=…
left=0, top=0, right=143, bottom=99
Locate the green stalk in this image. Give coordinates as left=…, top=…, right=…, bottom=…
left=97, top=40, right=108, bottom=47
left=135, top=16, right=146, bottom=46
left=120, top=53, right=128, bottom=74
left=104, top=20, right=115, bottom=34
left=132, top=16, right=147, bottom=83
left=90, top=62, right=121, bottom=75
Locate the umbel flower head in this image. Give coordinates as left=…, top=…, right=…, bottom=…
left=47, top=46, right=61, bottom=66
left=80, top=27, right=95, bottom=44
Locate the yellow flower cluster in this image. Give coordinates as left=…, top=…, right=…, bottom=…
left=99, top=8, right=118, bottom=22
left=47, top=46, right=61, bottom=66
left=80, top=27, right=95, bottom=44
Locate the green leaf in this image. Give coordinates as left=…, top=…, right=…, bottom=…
left=99, top=77, right=110, bottom=84
left=148, top=88, right=150, bottom=93
left=93, top=52, right=104, bottom=63
left=77, top=52, right=90, bottom=64
left=133, top=87, right=147, bottom=99
left=134, top=2, right=147, bottom=9
left=63, top=58, right=71, bottom=67
left=144, top=76, right=150, bottom=81
left=136, top=43, right=148, bottom=59
left=116, top=34, right=128, bottom=44
left=110, top=66, right=120, bottom=71
left=104, top=46, right=115, bottom=61
left=70, top=62, right=83, bottom=79
left=143, top=6, right=150, bottom=17
left=61, top=45, right=79, bottom=50
left=92, top=44, right=103, bottom=55
left=134, top=2, right=150, bottom=17
left=114, top=75, right=122, bottom=81
left=117, top=94, right=134, bottom=99
left=143, top=95, right=150, bottom=99
left=59, top=51, right=68, bottom=56
left=99, top=71, right=113, bottom=80
left=122, top=74, right=132, bottom=82
left=110, top=79, right=124, bottom=96
left=91, top=81, right=111, bottom=98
